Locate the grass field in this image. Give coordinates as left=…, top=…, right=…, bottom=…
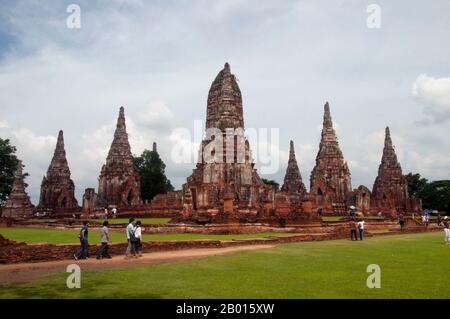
left=1, top=232, right=449, bottom=298
left=0, top=227, right=293, bottom=244
left=322, top=216, right=386, bottom=222
left=89, top=218, right=171, bottom=225
left=30, top=218, right=171, bottom=225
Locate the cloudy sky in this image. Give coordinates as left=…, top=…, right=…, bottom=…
left=0, top=0, right=449, bottom=204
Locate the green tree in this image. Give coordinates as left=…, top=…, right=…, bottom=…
left=404, top=173, right=428, bottom=197
left=405, top=172, right=450, bottom=213
left=134, top=148, right=174, bottom=202
left=0, top=137, right=19, bottom=206
left=417, top=180, right=450, bottom=213
left=262, top=178, right=279, bottom=191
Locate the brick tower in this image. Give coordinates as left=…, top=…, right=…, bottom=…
left=281, top=140, right=306, bottom=196
left=310, top=102, right=352, bottom=210
left=2, top=160, right=34, bottom=218
left=182, top=63, right=271, bottom=222
left=38, top=130, right=78, bottom=212
left=372, top=127, right=411, bottom=212
left=97, top=107, right=141, bottom=207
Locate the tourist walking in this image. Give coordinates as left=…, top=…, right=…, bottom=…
left=134, top=220, right=143, bottom=257
left=443, top=216, right=450, bottom=245
left=96, top=221, right=111, bottom=259
left=398, top=213, right=405, bottom=231
left=74, top=221, right=89, bottom=260
left=125, top=218, right=137, bottom=258
left=349, top=219, right=358, bottom=241
left=357, top=219, right=365, bottom=241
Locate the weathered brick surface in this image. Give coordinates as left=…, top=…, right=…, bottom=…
left=281, top=140, right=306, bottom=196
left=310, top=102, right=352, bottom=213
left=1, top=160, right=34, bottom=218
left=181, top=63, right=274, bottom=223
left=82, top=107, right=142, bottom=213
left=37, top=130, right=79, bottom=214
left=371, top=127, right=422, bottom=213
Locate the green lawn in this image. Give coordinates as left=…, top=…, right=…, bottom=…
left=0, top=227, right=293, bottom=244
left=322, top=216, right=386, bottom=222
left=29, top=218, right=171, bottom=225
left=89, top=218, right=171, bottom=225
left=1, top=232, right=449, bottom=298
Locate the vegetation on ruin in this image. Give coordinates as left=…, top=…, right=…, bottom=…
left=261, top=178, right=280, bottom=191
left=1, top=232, right=449, bottom=298
left=0, top=227, right=294, bottom=244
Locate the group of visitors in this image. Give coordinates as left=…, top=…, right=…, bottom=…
left=349, top=218, right=365, bottom=241
left=103, top=207, right=118, bottom=220
left=73, top=217, right=143, bottom=260
left=422, top=211, right=430, bottom=227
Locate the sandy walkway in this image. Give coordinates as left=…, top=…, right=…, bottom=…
left=0, top=245, right=273, bottom=284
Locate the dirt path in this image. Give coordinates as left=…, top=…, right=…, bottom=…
left=0, top=245, right=273, bottom=284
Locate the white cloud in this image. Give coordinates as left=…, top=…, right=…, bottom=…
left=413, top=74, right=450, bottom=123
left=0, top=123, right=56, bottom=203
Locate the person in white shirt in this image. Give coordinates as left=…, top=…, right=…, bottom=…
left=357, top=220, right=365, bottom=241
left=134, top=220, right=143, bottom=257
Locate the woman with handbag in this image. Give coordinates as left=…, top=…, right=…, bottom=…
left=125, top=218, right=137, bottom=259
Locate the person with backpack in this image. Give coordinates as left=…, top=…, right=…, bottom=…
left=349, top=219, right=358, bottom=241
left=96, top=221, right=111, bottom=259
left=134, top=220, right=143, bottom=257
left=125, top=218, right=137, bottom=258
left=74, top=221, right=89, bottom=260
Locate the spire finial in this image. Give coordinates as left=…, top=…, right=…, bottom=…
left=384, top=126, right=393, bottom=149
left=56, top=130, right=64, bottom=148
left=323, top=101, right=333, bottom=128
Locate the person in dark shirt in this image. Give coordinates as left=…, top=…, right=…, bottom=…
left=349, top=219, right=358, bottom=241
left=398, top=213, right=405, bottom=231
left=74, top=221, right=89, bottom=260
